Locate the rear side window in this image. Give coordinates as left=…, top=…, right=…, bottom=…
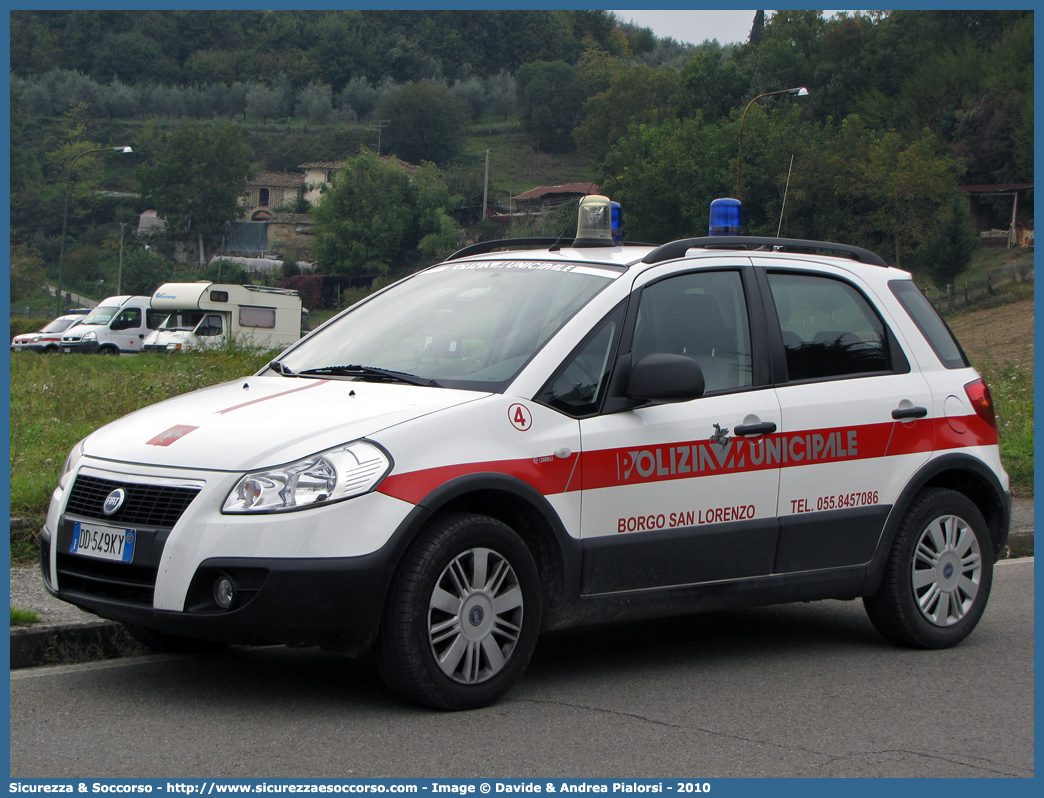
left=240, top=305, right=276, bottom=329
left=889, top=280, right=968, bottom=369
left=767, top=272, right=891, bottom=381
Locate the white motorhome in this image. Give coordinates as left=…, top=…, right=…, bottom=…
left=60, top=295, right=165, bottom=354
left=143, top=282, right=303, bottom=352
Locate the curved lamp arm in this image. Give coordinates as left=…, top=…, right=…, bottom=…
left=56, top=147, right=133, bottom=316
left=736, top=88, right=808, bottom=200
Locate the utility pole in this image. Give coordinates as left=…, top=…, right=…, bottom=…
left=371, top=120, right=390, bottom=155
left=482, top=149, right=490, bottom=221
left=117, top=222, right=126, bottom=295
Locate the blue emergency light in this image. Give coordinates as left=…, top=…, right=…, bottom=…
left=709, top=198, right=743, bottom=236
left=611, top=201, right=622, bottom=244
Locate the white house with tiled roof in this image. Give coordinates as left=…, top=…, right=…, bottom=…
left=298, top=161, right=347, bottom=204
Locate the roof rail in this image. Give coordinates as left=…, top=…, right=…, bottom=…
left=445, top=237, right=655, bottom=261
left=641, top=236, right=889, bottom=267
left=446, top=238, right=574, bottom=260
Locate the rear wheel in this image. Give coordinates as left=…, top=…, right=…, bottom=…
left=864, top=488, right=993, bottom=648
left=377, top=513, right=541, bottom=710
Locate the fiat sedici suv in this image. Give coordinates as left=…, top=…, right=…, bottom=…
left=43, top=196, right=1010, bottom=710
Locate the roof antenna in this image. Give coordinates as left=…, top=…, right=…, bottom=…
left=549, top=182, right=596, bottom=251
left=777, top=154, right=794, bottom=238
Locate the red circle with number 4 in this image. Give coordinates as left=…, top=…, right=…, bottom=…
left=508, top=403, right=532, bottom=431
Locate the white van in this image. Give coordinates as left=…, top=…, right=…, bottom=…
left=143, top=282, right=303, bottom=352
left=60, top=295, right=164, bottom=354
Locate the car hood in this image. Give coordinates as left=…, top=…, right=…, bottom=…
left=144, top=330, right=194, bottom=348
left=62, top=323, right=104, bottom=339
left=84, top=376, right=488, bottom=471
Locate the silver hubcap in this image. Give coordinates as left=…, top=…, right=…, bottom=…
left=428, top=547, right=524, bottom=684
left=912, top=514, right=982, bottom=626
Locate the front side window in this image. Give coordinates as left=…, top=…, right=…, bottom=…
left=276, top=261, right=617, bottom=389
left=540, top=314, right=620, bottom=416
left=630, top=270, right=753, bottom=394
left=195, top=315, right=224, bottom=337
left=768, top=272, right=890, bottom=381
left=110, top=308, right=141, bottom=331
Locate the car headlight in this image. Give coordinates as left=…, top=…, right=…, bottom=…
left=58, top=438, right=87, bottom=491
left=82, top=331, right=97, bottom=341
left=222, top=440, right=392, bottom=514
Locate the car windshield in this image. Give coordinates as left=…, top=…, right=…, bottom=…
left=276, top=260, right=617, bottom=389
left=80, top=306, right=119, bottom=325
left=159, top=311, right=206, bottom=331
left=40, top=317, right=78, bottom=333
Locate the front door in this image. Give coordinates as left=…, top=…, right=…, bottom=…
left=578, top=265, right=782, bottom=595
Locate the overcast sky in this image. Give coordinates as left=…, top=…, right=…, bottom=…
left=613, top=9, right=762, bottom=46
left=613, top=10, right=853, bottom=47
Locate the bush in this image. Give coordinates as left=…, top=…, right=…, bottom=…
left=10, top=318, right=53, bottom=341
left=278, top=274, right=324, bottom=310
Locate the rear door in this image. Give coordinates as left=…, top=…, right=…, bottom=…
left=759, top=263, right=934, bottom=572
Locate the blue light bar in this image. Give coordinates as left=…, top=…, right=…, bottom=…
left=611, top=201, right=622, bottom=244
left=709, top=198, right=743, bottom=236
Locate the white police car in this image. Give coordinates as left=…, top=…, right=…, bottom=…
left=42, top=196, right=1010, bottom=710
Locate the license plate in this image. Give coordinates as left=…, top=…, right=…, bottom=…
left=69, top=521, right=136, bottom=563
left=62, top=347, right=71, bottom=353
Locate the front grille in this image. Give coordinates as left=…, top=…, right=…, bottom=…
left=66, top=475, right=200, bottom=527
left=56, top=552, right=157, bottom=605
left=59, top=475, right=199, bottom=608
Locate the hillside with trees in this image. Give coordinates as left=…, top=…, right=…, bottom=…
left=9, top=9, right=1033, bottom=313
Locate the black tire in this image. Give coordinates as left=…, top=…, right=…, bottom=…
left=864, top=487, right=993, bottom=649
left=377, top=513, right=542, bottom=710
left=123, top=623, right=228, bottom=654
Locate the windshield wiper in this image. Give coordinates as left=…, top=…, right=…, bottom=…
left=297, top=364, right=440, bottom=387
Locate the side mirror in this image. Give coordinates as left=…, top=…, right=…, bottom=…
left=627, top=353, right=705, bottom=403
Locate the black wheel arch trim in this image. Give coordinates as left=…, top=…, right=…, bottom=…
left=386, top=471, right=584, bottom=631
left=862, top=452, right=1011, bottom=595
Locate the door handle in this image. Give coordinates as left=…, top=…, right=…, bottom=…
left=891, top=406, right=928, bottom=420
left=735, top=421, right=777, bottom=436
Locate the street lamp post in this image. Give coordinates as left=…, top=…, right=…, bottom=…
left=56, top=146, right=133, bottom=316
left=735, top=87, right=808, bottom=200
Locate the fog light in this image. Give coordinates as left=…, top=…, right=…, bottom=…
left=213, top=575, right=235, bottom=610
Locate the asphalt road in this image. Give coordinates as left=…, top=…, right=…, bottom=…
left=10, top=559, right=1033, bottom=779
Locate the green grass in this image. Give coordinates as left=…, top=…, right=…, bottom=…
left=464, top=124, right=597, bottom=199
left=9, top=348, right=275, bottom=558
left=11, top=607, right=41, bottom=626
left=978, top=359, right=1034, bottom=497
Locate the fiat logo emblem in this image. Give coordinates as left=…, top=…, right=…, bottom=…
left=103, top=489, right=126, bottom=516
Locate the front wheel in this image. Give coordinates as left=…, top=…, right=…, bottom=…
left=864, top=488, right=994, bottom=649
left=377, top=513, right=542, bottom=710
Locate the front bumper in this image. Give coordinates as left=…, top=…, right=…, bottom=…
left=42, top=532, right=398, bottom=654
left=41, top=463, right=417, bottom=655
left=61, top=339, right=99, bottom=354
